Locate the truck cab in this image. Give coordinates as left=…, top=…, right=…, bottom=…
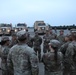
left=0, top=23, right=12, bottom=35
left=34, top=21, right=49, bottom=34
left=15, top=23, right=28, bottom=33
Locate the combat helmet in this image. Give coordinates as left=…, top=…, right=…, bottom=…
left=1, top=36, right=9, bottom=41
left=16, top=30, right=27, bottom=41
left=1, top=36, right=10, bottom=45
left=49, top=39, right=60, bottom=48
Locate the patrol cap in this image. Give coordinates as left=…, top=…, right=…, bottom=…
left=49, top=40, right=60, bottom=48
left=1, top=36, right=9, bottom=41
left=17, top=30, right=27, bottom=41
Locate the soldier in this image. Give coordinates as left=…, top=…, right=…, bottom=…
left=0, top=36, right=10, bottom=75
left=26, top=33, right=33, bottom=48
left=49, top=28, right=57, bottom=39
left=64, top=32, right=76, bottom=75
left=43, top=30, right=52, bottom=53
left=7, top=30, right=39, bottom=75
left=9, top=33, right=18, bottom=48
left=57, top=29, right=65, bottom=45
left=59, top=35, right=72, bottom=75
left=42, top=40, right=63, bottom=75
left=59, top=34, right=72, bottom=55
left=32, top=31, right=42, bottom=62
left=54, top=27, right=57, bottom=34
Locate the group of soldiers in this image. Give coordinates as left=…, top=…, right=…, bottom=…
left=0, top=28, right=76, bottom=75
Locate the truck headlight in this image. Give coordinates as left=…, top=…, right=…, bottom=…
left=23, top=29, right=26, bottom=31
left=38, top=27, right=40, bottom=30
left=0, top=29, right=1, bottom=32
left=15, top=29, right=17, bottom=32
left=7, top=29, right=10, bottom=32
left=42, top=27, right=45, bottom=29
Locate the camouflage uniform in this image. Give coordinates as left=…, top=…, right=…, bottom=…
left=32, top=32, right=42, bottom=62
left=42, top=40, right=63, bottom=75
left=64, top=41, right=76, bottom=75
left=49, top=28, right=57, bottom=39
left=50, top=33, right=57, bottom=40
left=57, top=35, right=65, bottom=45
left=43, top=29, right=57, bottom=53
left=0, top=36, right=10, bottom=75
left=26, top=34, right=33, bottom=48
left=9, top=40, right=18, bottom=48
left=59, top=41, right=71, bottom=75
left=63, top=31, right=76, bottom=75
left=60, top=41, right=71, bottom=55
left=57, top=30, right=65, bottom=45
left=43, top=34, right=51, bottom=53
left=7, top=30, right=39, bottom=75
left=9, top=33, right=18, bottom=48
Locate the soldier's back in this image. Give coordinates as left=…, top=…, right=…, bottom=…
left=64, top=41, right=76, bottom=75
left=42, top=51, right=63, bottom=72
left=8, top=44, right=37, bottom=75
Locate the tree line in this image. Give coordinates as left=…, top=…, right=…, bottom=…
left=49, top=24, right=76, bottom=30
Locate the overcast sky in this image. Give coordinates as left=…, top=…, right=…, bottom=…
left=0, top=0, right=76, bottom=27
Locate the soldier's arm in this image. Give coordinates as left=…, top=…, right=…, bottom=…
left=59, top=44, right=66, bottom=54
left=2, top=48, right=9, bottom=59
left=65, top=44, right=74, bottom=65
left=64, top=44, right=76, bottom=70
left=42, top=54, right=47, bottom=65
left=65, top=44, right=74, bottom=57
left=7, top=50, right=14, bottom=75
left=58, top=52, right=64, bottom=69
left=29, top=52, right=39, bottom=75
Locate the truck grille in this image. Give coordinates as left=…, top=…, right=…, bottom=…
left=17, top=28, right=23, bottom=31
left=41, top=27, right=45, bottom=30
left=2, top=28, right=6, bottom=32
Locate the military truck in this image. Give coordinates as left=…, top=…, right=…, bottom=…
left=0, top=23, right=12, bottom=35
left=34, top=21, right=49, bottom=34
left=14, top=23, right=28, bottom=33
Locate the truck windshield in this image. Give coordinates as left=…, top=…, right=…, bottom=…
left=17, top=24, right=26, bottom=26
left=38, top=23, right=46, bottom=26
left=0, top=24, right=12, bottom=27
